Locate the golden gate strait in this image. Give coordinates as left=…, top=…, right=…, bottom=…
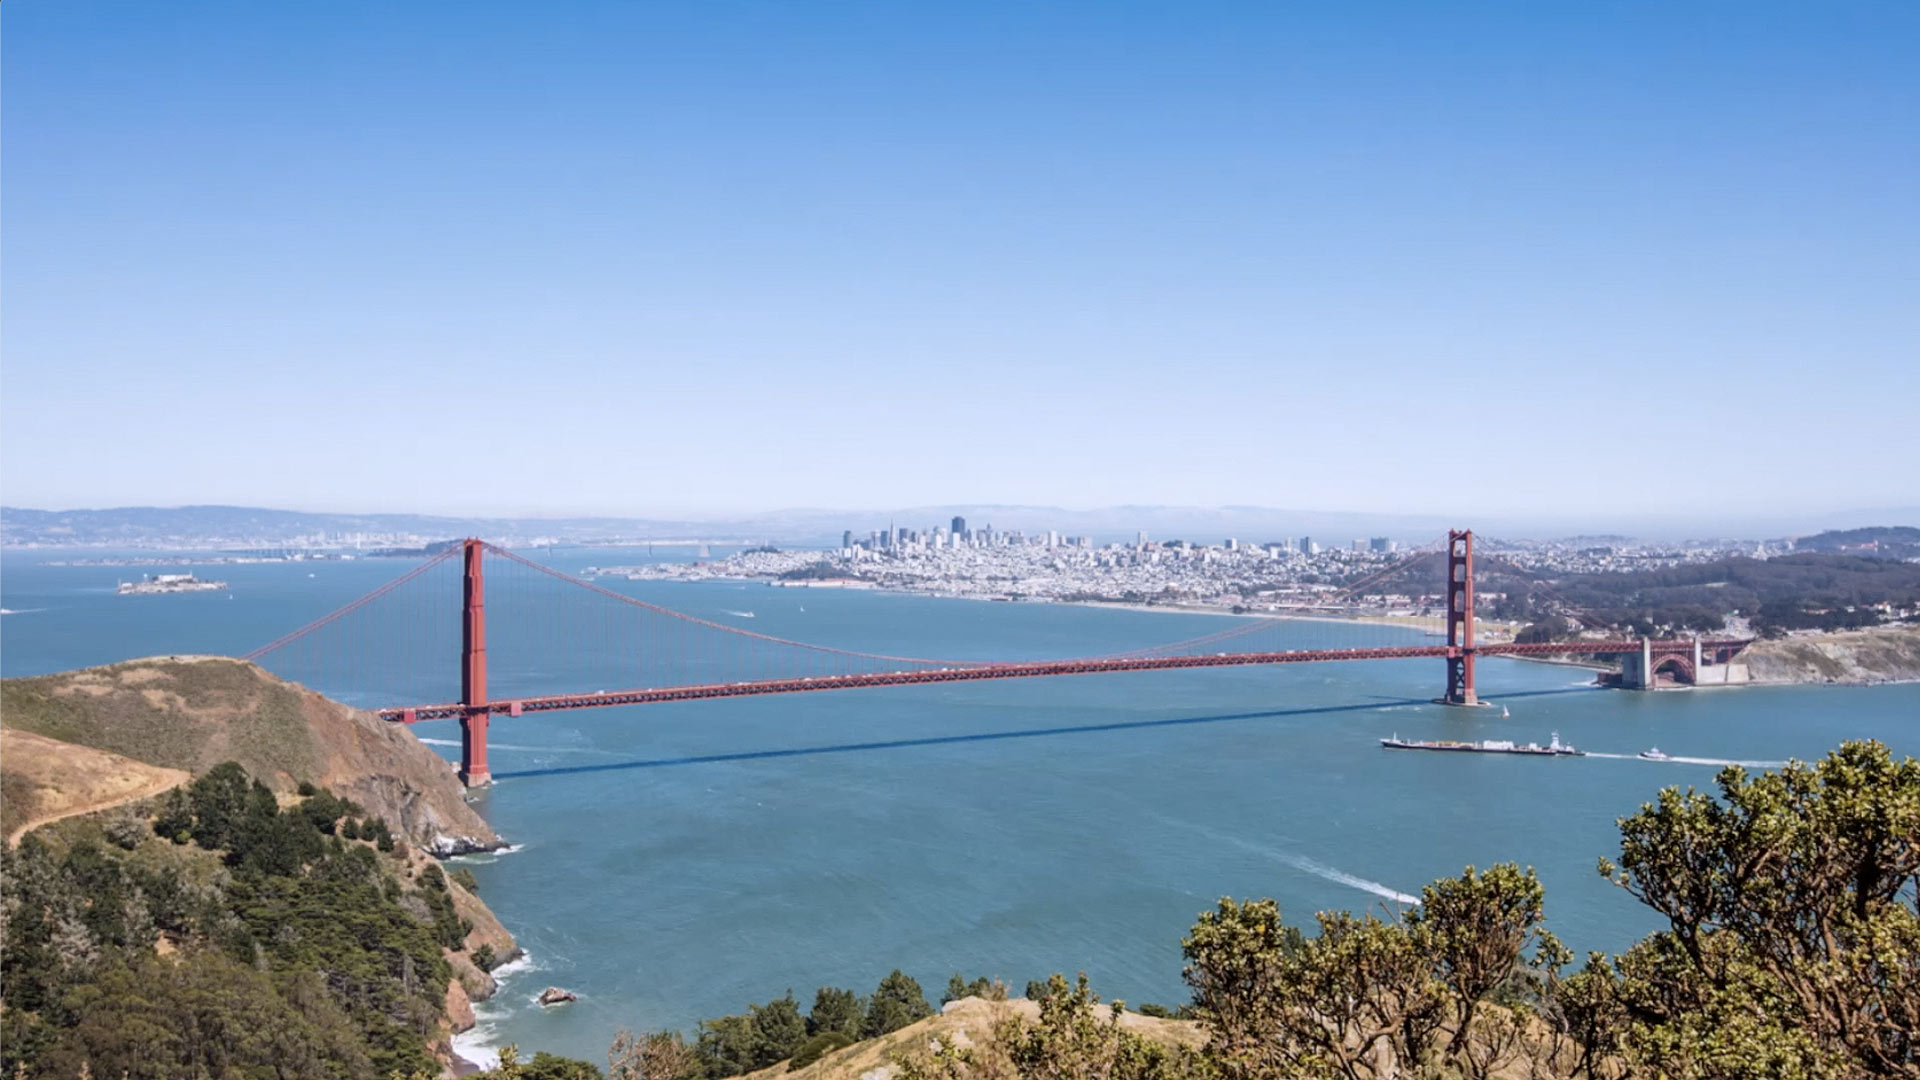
left=241, top=533, right=1751, bottom=786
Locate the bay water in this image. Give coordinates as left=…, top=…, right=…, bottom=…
left=4, top=547, right=1914, bottom=1066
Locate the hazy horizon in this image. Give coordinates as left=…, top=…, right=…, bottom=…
left=5, top=499, right=1916, bottom=546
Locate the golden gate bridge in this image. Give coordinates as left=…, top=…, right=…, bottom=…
left=243, top=531, right=1748, bottom=786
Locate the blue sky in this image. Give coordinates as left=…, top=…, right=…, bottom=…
left=5, top=2, right=1916, bottom=520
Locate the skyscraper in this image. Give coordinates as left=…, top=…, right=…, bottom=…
left=951, top=516, right=966, bottom=537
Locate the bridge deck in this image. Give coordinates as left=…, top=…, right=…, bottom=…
left=378, top=639, right=1748, bottom=722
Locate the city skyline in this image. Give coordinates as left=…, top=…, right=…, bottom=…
left=6, top=2, right=1917, bottom=517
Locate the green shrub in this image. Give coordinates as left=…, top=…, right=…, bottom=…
left=790, top=1030, right=855, bottom=1070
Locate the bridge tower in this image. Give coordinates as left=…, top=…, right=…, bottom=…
left=1439, top=529, right=1481, bottom=706
left=460, top=538, right=491, bottom=786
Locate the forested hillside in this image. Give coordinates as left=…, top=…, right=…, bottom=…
left=1, top=764, right=492, bottom=1077
left=1512, top=553, right=1920, bottom=637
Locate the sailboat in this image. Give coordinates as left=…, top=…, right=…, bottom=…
left=1501, top=706, right=1510, bottom=718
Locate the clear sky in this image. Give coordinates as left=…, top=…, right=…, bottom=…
left=4, top=2, right=1916, bottom=520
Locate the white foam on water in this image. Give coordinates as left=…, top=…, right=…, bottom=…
left=448, top=843, right=526, bottom=864
left=452, top=951, right=542, bottom=1069
left=0, top=608, right=45, bottom=615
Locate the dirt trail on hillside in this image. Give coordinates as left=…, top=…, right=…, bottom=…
left=2, top=727, right=190, bottom=845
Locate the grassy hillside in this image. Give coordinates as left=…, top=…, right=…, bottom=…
left=736, top=996, right=1204, bottom=1080
left=0, top=728, right=189, bottom=844
left=2, top=657, right=319, bottom=780
left=1, top=657, right=500, bottom=853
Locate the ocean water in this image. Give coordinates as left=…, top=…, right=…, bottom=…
left=4, top=547, right=1915, bottom=1066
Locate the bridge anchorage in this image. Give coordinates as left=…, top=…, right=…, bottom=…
left=242, top=530, right=1752, bottom=788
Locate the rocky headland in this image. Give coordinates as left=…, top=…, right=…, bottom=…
left=1740, top=625, right=1920, bottom=685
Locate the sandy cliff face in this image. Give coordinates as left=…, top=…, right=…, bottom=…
left=0, top=656, right=502, bottom=853
left=1740, top=625, right=1920, bottom=684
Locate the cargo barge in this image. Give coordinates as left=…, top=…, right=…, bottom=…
left=1380, top=732, right=1584, bottom=756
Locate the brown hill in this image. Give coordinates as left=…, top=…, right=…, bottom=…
left=0, top=727, right=190, bottom=845
left=1741, top=625, right=1920, bottom=684
left=735, top=997, right=1204, bottom=1080
left=0, top=656, right=502, bottom=854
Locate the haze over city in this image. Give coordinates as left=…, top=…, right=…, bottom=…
left=6, top=2, right=1917, bottom=521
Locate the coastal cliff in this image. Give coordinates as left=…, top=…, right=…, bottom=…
left=1740, top=625, right=1920, bottom=685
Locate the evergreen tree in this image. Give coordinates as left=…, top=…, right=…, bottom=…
left=750, top=992, right=807, bottom=1066
left=808, top=986, right=864, bottom=1038
left=864, top=970, right=932, bottom=1037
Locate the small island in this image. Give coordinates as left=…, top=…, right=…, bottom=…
left=117, top=572, right=227, bottom=595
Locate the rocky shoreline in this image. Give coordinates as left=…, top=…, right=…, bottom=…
left=1740, top=625, right=1920, bottom=685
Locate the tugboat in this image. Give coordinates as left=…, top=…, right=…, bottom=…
left=1638, top=747, right=1671, bottom=761
left=1381, top=732, right=1585, bottom=757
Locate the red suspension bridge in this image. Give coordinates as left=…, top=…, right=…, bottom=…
left=244, top=530, right=1749, bottom=786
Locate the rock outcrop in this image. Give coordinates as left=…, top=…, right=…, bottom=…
left=1740, top=626, right=1920, bottom=685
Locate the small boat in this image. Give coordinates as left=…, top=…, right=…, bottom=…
left=1639, top=747, right=1670, bottom=761
left=1501, top=706, right=1510, bottom=718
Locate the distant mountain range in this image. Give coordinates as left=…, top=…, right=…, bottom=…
left=3, top=503, right=1916, bottom=550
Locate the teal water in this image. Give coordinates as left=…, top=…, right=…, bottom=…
left=4, top=547, right=1915, bottom=1066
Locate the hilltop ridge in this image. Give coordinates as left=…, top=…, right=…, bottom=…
left=0, top=656, right=501, bottom=855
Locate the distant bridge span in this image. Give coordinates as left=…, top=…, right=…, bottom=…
left=375, top=639, right=1739, bottom=724
left=246, top=530, right=1751, bottom=786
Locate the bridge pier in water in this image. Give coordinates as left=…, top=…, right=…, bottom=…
left=460, top=538, right=492, bottom=786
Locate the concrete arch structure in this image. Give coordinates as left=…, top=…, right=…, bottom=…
left=1651, top=652, right=1696, bottom=684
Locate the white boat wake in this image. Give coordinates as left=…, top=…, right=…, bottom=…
left=1203, top=830, right=1420, bottom=905
left=1586, top=751, right=1787, bottom=768
left=1273, top=851, right=1421, bottom=906
left=722, top=609, right=756, bottom=618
